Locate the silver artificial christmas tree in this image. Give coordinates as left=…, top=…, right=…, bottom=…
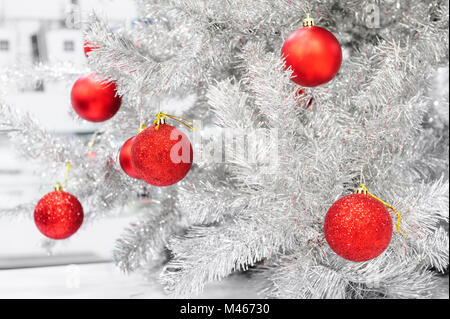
left=1, top=0, right=448, bottom=298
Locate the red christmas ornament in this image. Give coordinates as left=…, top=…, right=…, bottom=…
left=281, top=15, right=342, bottom=87
left=131, top=124, right=193, bottom=186
left=71, top=73, right=122, bottom=122
left=84, top=41, right=99, bottom=57
left=324, top=193, right=393, bottom=262
left=34, top=190, right=84, bottom=240
left=119, top=136, right=140, bottom=179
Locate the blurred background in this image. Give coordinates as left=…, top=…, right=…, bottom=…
left=0, top=0, right=158, bottom=298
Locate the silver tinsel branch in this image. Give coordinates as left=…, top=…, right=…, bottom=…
left=157, top=0, right=448, bottom=298
left=0, top=0, right=448, bottom=298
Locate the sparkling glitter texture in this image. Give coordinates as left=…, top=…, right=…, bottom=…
left=131, top=124, right=193, bottom=187
left=324, top=193, right=393, bottom=262
left=119, top=136, right=140, bottom=179
left=34, top=191, right=84, bottom=240
left=71, top=73, right=122, bottom=122
left=281, top=26, right=342, bottom=87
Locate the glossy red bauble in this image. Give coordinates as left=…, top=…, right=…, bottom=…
left=131, top=124, right=193, bottom=186
left=34, top=190, right=84, bottom=240
left=324, top=193, right=393, bottom=262
left=119, top=136, right=140, bottom=179
left=71, top=73, right=122, bottom=122
left=84, top=41, right=99, bottom=57
left=281, top=26, right=342, bottom=87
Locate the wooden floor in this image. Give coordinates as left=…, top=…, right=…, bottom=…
left=0, top=262, right=447, bottom=299
left=0, top=262, right=260, bottom=299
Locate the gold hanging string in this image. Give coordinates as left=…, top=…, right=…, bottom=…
left=54, top=161, right=72, bottom=191
left=153, top=112, right=200, bottom=131
left=137, top=90, right=146, bottom=135
left=151, top=69, right=199, bottom=131
left=87, top=131, right=98, bottom=148
left=138, top=122, right=147, bottom=134
left=359, top=166, right=366, bottom=186
left=355, top=184, right=407, bottom=236
left=64, top=161, right=71, bottom=187
left=157, top=94, right=161, bottom=114
left=158, top=68, right=162, bottom=114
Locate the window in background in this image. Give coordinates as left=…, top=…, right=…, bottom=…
left=30, top=34, right=44, bottom=91
left=0, top=40, right=10, bottom=51
left=63, top=40, right=75, bottom=52
left=0, top=0, right=139, bottom=271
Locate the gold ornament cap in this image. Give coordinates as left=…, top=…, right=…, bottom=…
left=302, top=14, right=315, bottom=27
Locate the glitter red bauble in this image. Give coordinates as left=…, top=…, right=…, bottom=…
left=119, top=136, right=140, bottom=179
left=281, top=26, right=342, bottom=87
left=131, top=124, right=193, bottom=186
left=324, top=193, right=393, bottom=262
left=71, top=73, right=122, bottom=122
left=84, top=41, right=99, bottom=57
left=34, top=191, right=84, bottom=240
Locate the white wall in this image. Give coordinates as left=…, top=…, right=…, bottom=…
left=0, top=0, right=69, bottom=20
left=79, top=0, right=137, bottom=22
left=45, top=28, right=85, bottom=65
left=0, top=21, right=43, bottom=66
left=0, top=0, right=137, bottom=133
left=0, top=27, right=16, bottom=66
left=0, top=0, right=137, bottom=22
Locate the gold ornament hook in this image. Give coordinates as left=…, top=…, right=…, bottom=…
left=54, top=161, right=71, bottom=191
left=355, top=184, right=407, bottom=236
left=87, top=131, right=99, bottom=148
left=302, top=14, right=315, bottom=27
left=153, top=112, right=199, bottom=131
left=355, top=184, right=369, bottom=195
left=153, top=112, right=167, bottom=131
left=138, top=123, right=147, bottom=134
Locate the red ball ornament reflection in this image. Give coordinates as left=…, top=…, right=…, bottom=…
left=281, top=18, right=342, bottom=87
left=71, top=73, right=122, bottom=122
left=131, top=124, right=193, bottom=186
left=295, top=88, right=314, bottom=109
left=324, top=193, right=393, bottom=262
left=86, top=151, right=97, bottom=159
left=84, top=41, right=99, bottom=57
left=119, top=136, right=140, bottom=179
left=34, top=190, right=84, bottom=240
